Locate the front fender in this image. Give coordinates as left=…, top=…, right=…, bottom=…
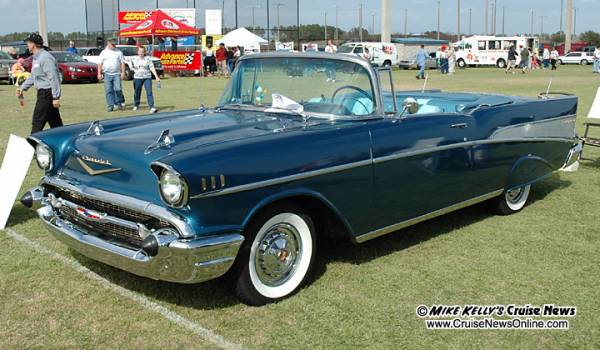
left=506, top=154, right=553, bottom=190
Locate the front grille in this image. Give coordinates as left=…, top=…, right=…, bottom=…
left=45, top=185, right=171, bottom=248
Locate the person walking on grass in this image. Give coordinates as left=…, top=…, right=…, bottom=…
left=593, top=46, right=600, bottom=74
left=325, top=40, right=338, bottom=82
left=97, top=39, right=126, bottom=112
left=130, top=46, right=161, bottom=113
left=542, top=47, right=550, bottom=69
left=506, top=45, right=519, bottom=74
left=16, top=33, right=63, bottom=134
left=215, top=43, right=228, bottom=78
left=550, top=47, right=559, bottom=70
left=519, top=46, right=530, bottom=74
left=415, top=44, right=428, bottom=80
left=448, top=46, right=456, bottom=75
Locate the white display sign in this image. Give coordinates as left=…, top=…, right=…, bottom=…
left=205, top=9, right=222, bottom=35
left=0, top=135, right=35, bottom=229
left=162, top=8, right=196, bottom=27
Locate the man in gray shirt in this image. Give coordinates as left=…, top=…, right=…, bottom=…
left=17, top=33, right=63, bottom=134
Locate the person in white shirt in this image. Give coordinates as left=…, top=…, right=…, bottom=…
left=550, top=48, right=559, bottom=70
left=362, top=47, right=372, bottom=63
left=97, top=39, right=126, bottom=112
left=542, top=47, right=550, bottom=69
left=324, top=40, right=338, bottom=82
left=130, top=46, right=161, bottom=113
left=593, top=46, right=600, bottom=73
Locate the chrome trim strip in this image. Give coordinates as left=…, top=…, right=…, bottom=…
left=372, top=137, right=575, bottom=165
left=53, top=195, right=140, bottom=231
left=191, top=136, right=574, bottom=199
left=354, top=189, right=504, bottom=243
left=489, top=114, right=577, bottom=140
left=190, top=159, right=373, bottom=199
left=41, top=176, right=196, bottom=238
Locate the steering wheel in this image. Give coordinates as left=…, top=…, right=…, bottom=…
left=331, top=85, right=372, bottom=115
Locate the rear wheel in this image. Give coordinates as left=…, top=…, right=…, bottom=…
left=382, top=60, right=392, bottom=67
left=457, top=59, right=466, bottom=68
left=581, top=59, right=589, bottom=65
left=494, top=184, right=531, bottom=215
left=497, top=59, right=506, bottom=68
left=230, top=204, right=316, bottom=305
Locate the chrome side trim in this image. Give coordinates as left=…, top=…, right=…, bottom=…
left=191, top=136, right=574, bottom=199
left=41, top=176, right=196, bottom=238
left=372, top=137, right=575, bottom=165
left=490, top=114, right=577, bottom=140
left=354, top=189, right=504, bottom=243
left=190, top=159, right=372, bottom=199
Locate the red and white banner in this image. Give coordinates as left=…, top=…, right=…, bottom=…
left=119, top=11, right=153, bottom=24
left=154, top=51, right=202, bottom=71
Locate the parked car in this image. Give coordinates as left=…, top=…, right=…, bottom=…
left=398, top=52, right=438, bottom=70
left=77, top=47, right=102, bottom=58
left=83, top=45, right=164, bottom=80
left=0, top=50, right=16, bottom=82
left=22, top=52, right=582, bottom=305
left=49, top=52, right=98, bottom=83
left=557, top=51, right=595, bottom=65
left=338, top=42, right=398, bottom=67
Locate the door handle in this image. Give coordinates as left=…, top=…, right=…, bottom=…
left=450, top=123, right=468, bottom=129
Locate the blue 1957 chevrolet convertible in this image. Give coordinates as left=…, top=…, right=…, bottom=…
left=22, top=52, right=582, bottom=305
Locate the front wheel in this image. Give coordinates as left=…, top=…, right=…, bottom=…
left=494, top=184, right=531, bottom=215
left=581, top=59, right=589, bottom=65
left=497, top=59, right=506, bottom=69
left=230, top=204, right=316, bottom=305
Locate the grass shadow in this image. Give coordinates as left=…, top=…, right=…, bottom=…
left=6, top=203, right=38, bottom=226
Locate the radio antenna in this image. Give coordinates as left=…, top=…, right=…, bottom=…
left=421, top=74, right=429, bottom=93
left=545, top=78, right=553, bottom=96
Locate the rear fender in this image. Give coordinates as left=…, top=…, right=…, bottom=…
left=506, top=154, right=553, bottom=191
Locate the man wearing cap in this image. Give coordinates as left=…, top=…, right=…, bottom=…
left=98, top=39, right=126, bottom=112
left=16, top=33, right=63, bottom=134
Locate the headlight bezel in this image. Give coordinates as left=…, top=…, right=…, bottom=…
left=34, top=142, right=54, bottom=171
left=156, top=165, right=189, bottom=208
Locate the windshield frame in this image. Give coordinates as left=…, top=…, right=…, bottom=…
left=218, top=53, right=385, bottom=121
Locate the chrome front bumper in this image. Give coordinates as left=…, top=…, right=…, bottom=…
left=27, top=186, right=244, bottom=284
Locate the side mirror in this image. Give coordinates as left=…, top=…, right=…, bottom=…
left=402, top=97, right=419, bottom=115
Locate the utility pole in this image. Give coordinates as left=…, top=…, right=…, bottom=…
left=530, top=9, right=534, bottom=36
left=275, top=3, right=283, bottom=41
left=492, top=0, right=497, bottom=35
left=335, top=5, right=339, bottom=42
left=381, top=0, right=391, bottom=42
left=297, top=0, right=300, bottom=48
left=560, top=0, right=564, bottom=32
left=235, top=0, right=238, bottom=29
left=404, top=8, right=408, bottom=36
left=457, top=0, right=461, bottom=41
left=38, top=0, right=48, bottom=46
left=437, top=0, right=441, bottom=40
left=266, top=0, right=270, bottom=43
left=251, top=6, right=256, bottom=29
left=324, top=12, right=328, bottom=41
left=484, top=0, right=489, bottom=35
left=565, top=0, right=572, bottom=52
left=573, top=7, right=577, bottom=37
left=469, top=8, right=472, bottom=35
left=539, top=15, right=547, bottom=36
left=372, top=12, right=376, bottom=37
left=358, top=4, right=363, bottom=41
left=502, top=6, right=506, bottom=35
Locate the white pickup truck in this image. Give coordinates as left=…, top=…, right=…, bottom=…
left=82, top=45, right=164, bottom=80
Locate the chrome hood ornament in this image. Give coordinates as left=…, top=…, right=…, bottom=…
left=145, top=129, right=176, bottom=155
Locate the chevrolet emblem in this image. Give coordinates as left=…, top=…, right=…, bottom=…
left=77, top=156, right=121, bottom=176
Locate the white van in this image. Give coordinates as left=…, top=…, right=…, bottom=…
left=453, top=35, right=539, bottom=68
left=338, top=42, right=398, bottom=67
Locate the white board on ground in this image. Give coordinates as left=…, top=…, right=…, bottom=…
left=0, top=135, right=34, bottom=229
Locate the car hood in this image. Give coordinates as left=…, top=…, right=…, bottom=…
left=59, top=61, right=97, bottom=68
left=61, top=109, right=307, bottom=202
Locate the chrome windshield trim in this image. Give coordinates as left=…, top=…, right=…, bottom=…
left=355, top=189, right=505, bottom=243
left=191, top=159, right=373, bottom=199
left=41, top=176, right=196, bottom=238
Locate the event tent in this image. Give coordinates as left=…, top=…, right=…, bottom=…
left=118, top=10, right=199, bottom=38
left=216, top=28, right=267, bottom=47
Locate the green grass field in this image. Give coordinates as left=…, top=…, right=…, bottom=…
left=1, top=66, right=599, bottom=349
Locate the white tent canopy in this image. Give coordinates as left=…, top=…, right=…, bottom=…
left=216, top=27, right=267, bottom=47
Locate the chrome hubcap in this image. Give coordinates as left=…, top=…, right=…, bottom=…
left=506, top=188, right=524, bottom=204
left=254, top=223, right=302, bottom=287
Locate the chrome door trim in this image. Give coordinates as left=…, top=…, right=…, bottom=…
left=354, top=189, right=504, bottom=243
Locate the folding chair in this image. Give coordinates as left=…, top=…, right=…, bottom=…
left=582, top=86, right=600, bottom=160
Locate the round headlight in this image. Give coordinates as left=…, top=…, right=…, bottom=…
left=35, top=143, right=53, bottom=171
left=159, top=169, right=187, bottom=206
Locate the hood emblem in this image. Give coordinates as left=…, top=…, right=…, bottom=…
left=145, top=129, right=176, bottom=155
left=77, top=156, right=121, bottom=176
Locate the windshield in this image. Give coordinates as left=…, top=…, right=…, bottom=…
left=218, top=57, right=376, bottom=118
left=51, top=52, right=85, bottom=63
left=118, top=46, right=138, bottom=56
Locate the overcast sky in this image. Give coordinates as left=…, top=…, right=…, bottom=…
left=0, top=0, right=597, bottom=36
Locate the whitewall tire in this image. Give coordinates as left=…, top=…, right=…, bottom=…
left=230, top=205, right=316, bottom=305
left=495, top=184, right=531, bottom=215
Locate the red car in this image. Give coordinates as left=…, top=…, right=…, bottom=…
left=50, top=51, right=98, bottom=83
